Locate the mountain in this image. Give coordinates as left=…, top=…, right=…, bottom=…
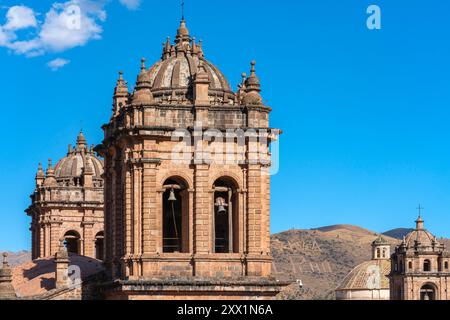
left=272, top=226, right=400, bottom=300
left=383, top=228, right=414, bottom=239
left=0, top=251, right=31, bottom=267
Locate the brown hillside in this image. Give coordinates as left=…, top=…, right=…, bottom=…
left=272, top=226, right=400, bottom=300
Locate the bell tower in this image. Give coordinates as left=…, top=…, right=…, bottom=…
left=98, top=18, right=286, bottom=300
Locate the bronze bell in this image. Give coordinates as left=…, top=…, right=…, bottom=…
left=215, top=197, right=227, bottom=214
left=217, top=205, right=227, bottom=215
left=168, top=189, right=177, bottom=202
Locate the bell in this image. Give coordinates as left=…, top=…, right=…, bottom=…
left=217, top=205, right=227, bottom=215
left=168, top=189, right=177, bottom=202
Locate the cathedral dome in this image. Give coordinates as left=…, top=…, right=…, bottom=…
left=133, top=20, right=235, bottom=104
left=337, top=259, right=391, bottom=292
left=54, top=132, right=104, bottom=182
left=403, top=216, right=438, bottom=248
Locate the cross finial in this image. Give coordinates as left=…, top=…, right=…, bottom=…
left=181, top=0, right=185, bottom=20
left=417, top=204, right=424, bottom=218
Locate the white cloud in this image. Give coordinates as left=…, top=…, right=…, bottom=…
left=119, top=0, right=141, bottom=10
left=3, top=6, right=37, bottom=31
left=47, top=58, right=71, bottom=71
left=0, top=1, right=107, bottom=56
left=39, top=1, right=104, bottom=52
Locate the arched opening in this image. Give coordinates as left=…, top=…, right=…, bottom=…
left=382, top=248, right=387, bottom=258
left=445, top=261, right=449, bottom=270
left=408, top=261, right=413, bottom=270
left=162, top=178, right=189, bottom=253
left=376, top=248, right=381, bottom=258
left=420, top=284, right=436, bottom=300
left=423, top=259, right=431, bottom=272
left=213, top=177, right=239, bottom=254
left=64, top=231, right=81, bottom=255
left=95, top=231, right=104, bottom=260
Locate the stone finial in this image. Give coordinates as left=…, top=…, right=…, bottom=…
left=35, top=162, right=45, bottom=187
left=245, top=60, right=261, bottom=91
left=55, top=238, right=70, bottom=289
left=195, top=60, right=210, bottom=83
left=241, top=72, right=247, bottom=86
left=46, top=159, right=55, bottom=176
left=43, top=159, right=57, bottom=186
left=114, top=71, right=128, bottom=96
left=197, top=39, right=204, bottom=58
left=162, top=37, right=171, bottom=59
left=176, top=19, right=190, bottom=40
left=132, top=58, right=153, bottom=106
left=242, top=61, right=263, bottom=105
left=140, top=58, right=146, bottom=72
left=36, top=162, right=45, bottom=178
left=416, top=215, right=425, bottom=230
left=76, top=131, right=87, bottom=148
left=0, top=252, right=16, bottom=299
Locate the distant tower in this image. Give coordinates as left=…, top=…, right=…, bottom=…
left=97, top=19, right=285, bottom=300
left=26, top=132, right=105, bottom=260
left=372, top=235, right=391, bottom=260
left=389, top=214, right=450, bottom=300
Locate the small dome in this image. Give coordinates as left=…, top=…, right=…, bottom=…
left=337, top=259, right=391, bottom=291
left=404, top=229, right=436, bottom=248
left=372, top=235, right=389, bottom=246
left=403, top=216, right=438, bottom=248
left=54, top=132, right=104, bottom=181
left=242, top=91, right=263, bottom=105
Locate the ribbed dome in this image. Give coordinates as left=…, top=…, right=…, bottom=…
left=54, top=132, right=104, bottom=181
left=337, top=259, right=390, bottom=291
left=404, top=229, right=436, bottom=248
left=148, top=55, right=232, bottom=94
left=403, top=216, right=438, bottom=248
left=132, top=20, right=235, bottom=104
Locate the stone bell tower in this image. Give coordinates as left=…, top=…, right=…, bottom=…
left=98, top=19, right=285, bottom=300
left=390, top=214, right=450, bottom=300
left=26, top=132, right=105, bottom=260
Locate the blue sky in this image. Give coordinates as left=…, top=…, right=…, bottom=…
left=0, top=0, right=449, bottom=251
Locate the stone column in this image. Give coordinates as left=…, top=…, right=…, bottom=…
left=142, top=162, right=158, bottom=254
left=246, top=165, right=262, bottom=254
left=194, top=164, right=210, bottom=254
left=82, top=219, right=95, bottom=258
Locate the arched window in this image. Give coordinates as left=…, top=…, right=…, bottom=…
left=444, top=261, right=449, bottom=270
left=420, top=284, right=436, bottom=300
left=423, top=259, right=431, bottom=272
left=376, top=248, right=381, bottom=258
left=382, top=248, right=387, bottom=258
left=64, top=230, right=81, bottom=255
left=162, top=178, right=189, bottom=253
left=213, top=178, right=239, bottom=254
left=408, top=261, right=413, bottom=270
left=95, top=231, right=104, bottom=260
